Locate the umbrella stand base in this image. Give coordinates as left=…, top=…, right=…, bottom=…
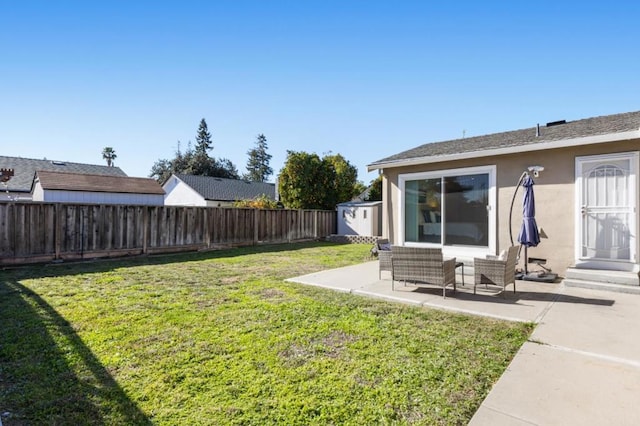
left=516, top=271, right=558, bottom=283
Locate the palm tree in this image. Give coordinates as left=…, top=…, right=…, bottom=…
left=102, top=147, right=117, bottom=167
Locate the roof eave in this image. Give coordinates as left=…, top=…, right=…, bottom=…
left=367, top=129, right=640, bottom=172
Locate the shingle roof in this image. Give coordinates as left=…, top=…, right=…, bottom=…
left=175, top=174, right=275, bottom=201
left=0, top=156, right=128, bottom=192
left=36, top=171, right=164, bottom=195
left=369, top=110, right=640, bottom=168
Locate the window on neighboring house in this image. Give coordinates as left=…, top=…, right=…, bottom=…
left=400, top=166, right=495, bottom=250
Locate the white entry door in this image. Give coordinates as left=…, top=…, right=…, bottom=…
left=576, top=152, right=638, bottom=270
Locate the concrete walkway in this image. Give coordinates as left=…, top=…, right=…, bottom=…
left=287, top=261, right=640, bottom=425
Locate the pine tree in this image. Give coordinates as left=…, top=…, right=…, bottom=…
left=245, top=134, right=273, bottom=182
left=195, top=118, right=213, bottom=154
left=150, top=120, right=240, bottom=183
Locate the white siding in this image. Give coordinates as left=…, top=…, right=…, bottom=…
left=32, top=181, right=44, bottom=201
left=37, top=188, right=163, bottom=205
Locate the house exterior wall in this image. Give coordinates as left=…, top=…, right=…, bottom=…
left=163, top=177, right=207, bottom=206
left=32, top=181, right=44, bottom=200
left=164, top=176, right=236, bottom=207
left=381, top=139, right=640, bottom=276
left=34, top=185, right=164, bottom=205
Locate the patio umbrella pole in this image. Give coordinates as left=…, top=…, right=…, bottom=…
left=517, top=172, right=558, bottom=283
left=509, top=171, right=528, bottom=247
left=509, top=171, right=528, bottom=279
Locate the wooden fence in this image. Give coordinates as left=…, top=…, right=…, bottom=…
left=0, top=203, right=336, bottom=265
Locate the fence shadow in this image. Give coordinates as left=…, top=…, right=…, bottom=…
left=2, top=240, right=349, bottom=281
left=0, top=279, right=152, bottom=425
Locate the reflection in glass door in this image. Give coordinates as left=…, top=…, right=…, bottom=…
left=404, top=173, right=488, bottom=247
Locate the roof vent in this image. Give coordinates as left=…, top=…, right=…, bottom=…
left=51, top=160, right=66, bottom=166
left=546, top=120, right=566, bottom=127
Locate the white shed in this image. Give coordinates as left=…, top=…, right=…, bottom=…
left=337, top=201, right=382, bottom=237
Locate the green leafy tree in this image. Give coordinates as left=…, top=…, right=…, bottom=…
left=149, top=158, right=172, bottom=184
left=102, top=147, right=117, bottom=167
left=150, top=141, right=189, bottom=183
left=365, top=175, right=383, bottom=201
left=354, top=181, right=367, bottom=198
left=278, top=151, right=335, bottom=209
left=172, top=141, right=191, bottom=172
left=324, top=153, right=359, bottom=203
left=213, top=158, right=240, bottom=179
left=245, top=134, right=273, bottom=182
left=278, top=151, right=360, bottom=210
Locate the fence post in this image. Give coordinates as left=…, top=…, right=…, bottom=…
left=204, top=207, right=210, bottom=248
left=142, top=206, right=149, bottom=254
left=314, top=210, right=318, bottom=239
left=253, top=209, right=259, bottom=245
left=54, top=203, right=61, bottom=260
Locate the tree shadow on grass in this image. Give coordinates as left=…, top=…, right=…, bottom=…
left=0, top=240, right=363, bottom=424
left=0, top=279, right=152, bottom=425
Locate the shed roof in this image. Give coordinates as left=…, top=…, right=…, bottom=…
left=337, top=201, right=383, bottom=207
left=35, top=170, right=165, bottom=195
left=368, top=110, right=640, bottom=170
left=174, top=174, right=275, bottom=201
left=0, top=156, right=128, bottom=192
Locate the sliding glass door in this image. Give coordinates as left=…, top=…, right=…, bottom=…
left=400, top=166, right=495, bottom=250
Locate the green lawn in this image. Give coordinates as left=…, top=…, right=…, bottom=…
left=0, top=242, right=533, bottom=425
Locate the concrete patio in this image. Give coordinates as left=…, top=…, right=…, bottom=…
left=287, top=260, right=560, bottom=323
left=287, top=261, right=640, bottom=425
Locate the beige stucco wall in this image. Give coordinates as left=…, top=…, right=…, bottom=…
left=380, top=140, right=640, bottom=277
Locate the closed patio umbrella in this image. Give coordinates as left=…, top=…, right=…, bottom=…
left=517, top=175, right=540, bottom=274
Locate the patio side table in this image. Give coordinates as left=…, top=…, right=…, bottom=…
left=455, top=261, right=465, bottom=286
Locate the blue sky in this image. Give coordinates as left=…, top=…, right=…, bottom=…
left=1, top=1, right=639, bottom=184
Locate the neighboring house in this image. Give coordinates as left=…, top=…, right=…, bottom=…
left=0, top=155, right=127, bottom=202
left=163, top=174, right=276, bottom=207
left=31, top=170, right=165, bottom=205
left=337, top=201, right=382, bottom=237
left=368, top=110, right=640, bottom=278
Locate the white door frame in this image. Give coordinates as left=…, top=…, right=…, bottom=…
left=575, top=151, right=638, bottom=271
